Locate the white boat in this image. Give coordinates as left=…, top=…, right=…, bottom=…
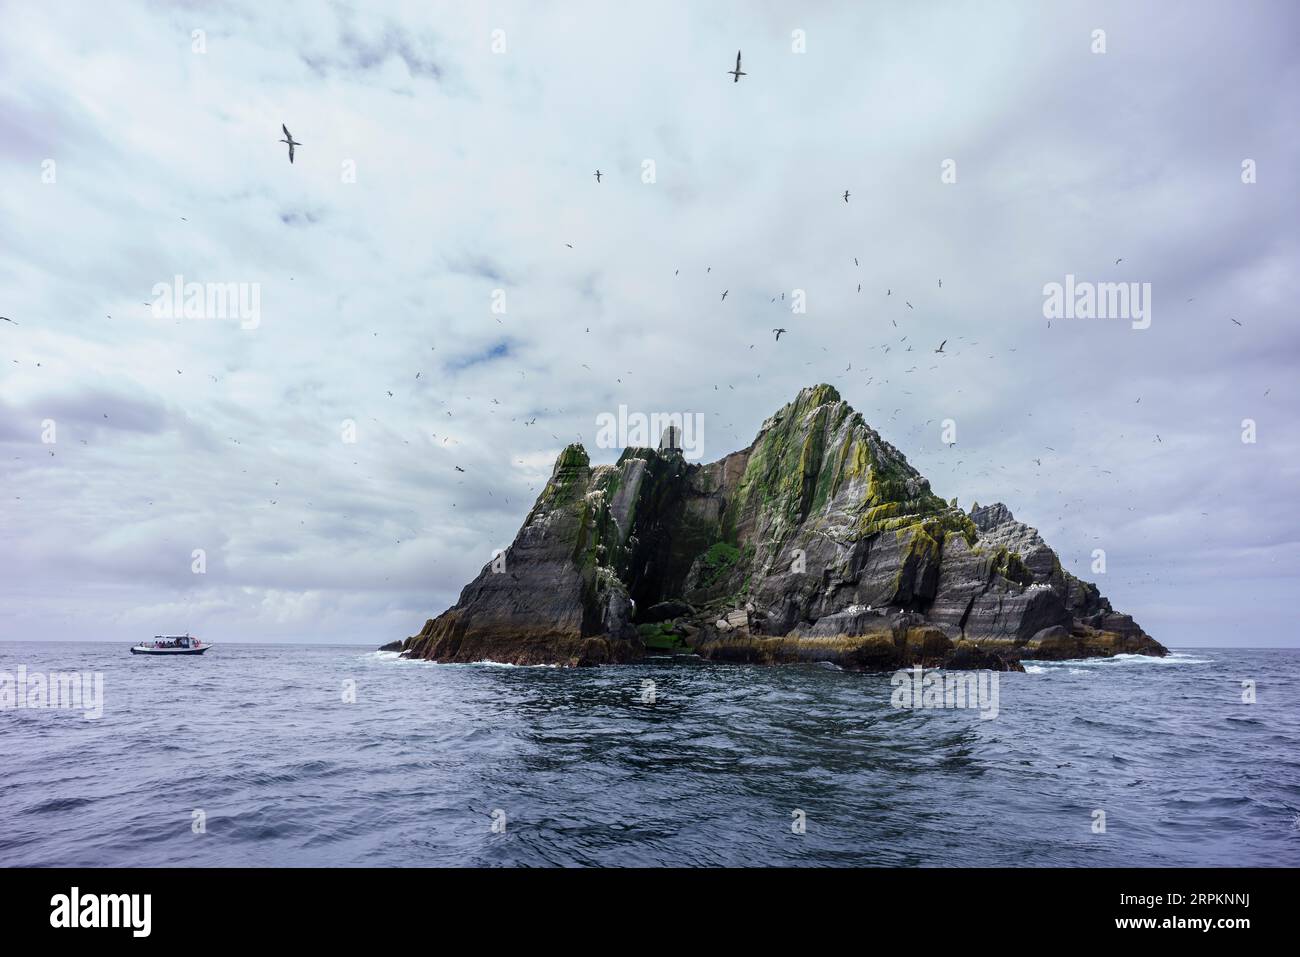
left=130, top=635, right=210, bottom=656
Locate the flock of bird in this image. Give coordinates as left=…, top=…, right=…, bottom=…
left=2, top=45, right=1273, bottom=602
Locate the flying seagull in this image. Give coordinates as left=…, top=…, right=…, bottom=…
left=594, top=170, right=602, bottom=183
left=721, top=290, right=728, bottom=301
left=934, top=339, right=947, bottom=353
left=279, top=124, right=301, bottom=164
left=728, top=50, right=746, bottom=83
left=843, top=190, right=850, bottom=203
left=0, top=316, right=15, bottom=325
left=1230, top=317, right=1242, bottom=326
left=772, top=328, right=786, bottom=341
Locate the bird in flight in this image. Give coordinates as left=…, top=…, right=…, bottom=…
left=279, top=124, right=302, bottom=164
left=0, top=316, right=15, bottom=325
left=934, top=339, right=947, bottom=353
left=454, top=466, right=465, bottom=473
left=728, top=50, right=746, bottom=83
left=1114, top=257, right=1123, bottom=265
left=1230, top=317, right=1242, bottom=326
left=843, top=190, right=850, bottom=203
left=721, top=290, right=728, bottom=301
left=772, top=328, right=786, bottom=341
left=594, top=170, right=602, bottom=183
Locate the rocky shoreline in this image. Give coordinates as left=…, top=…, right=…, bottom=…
left=390, top=385, right=1167, bottom=670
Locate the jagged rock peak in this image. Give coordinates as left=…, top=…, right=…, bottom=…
left=970, top=502, right=1015, bottom=530
left=394, top=386, right=1167, bottom=668
left=658, top=424, right=683, bottom=454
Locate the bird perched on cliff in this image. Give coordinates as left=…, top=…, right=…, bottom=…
left=279, top=124, right=301, bottom=164
left=772, top=328, right=786, bottom=341
left=728, top=50, right=746, bottom=82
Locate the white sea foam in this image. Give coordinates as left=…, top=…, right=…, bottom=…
left=1112, top=652, right=1213, bottom=665
left=369, top=651, right=559, bottom=668
left=1028, top=651, right=1212, bottom=668
left=466, top=660, right=560, bottom=669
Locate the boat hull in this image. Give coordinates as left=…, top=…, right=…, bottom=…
left=130, top=646, right=210, bottom=655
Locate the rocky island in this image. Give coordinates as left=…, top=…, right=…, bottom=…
left=392, top=385, right=1167, bottom=670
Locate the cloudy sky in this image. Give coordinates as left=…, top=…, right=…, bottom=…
left=1, top=0, right=1296, bottom=646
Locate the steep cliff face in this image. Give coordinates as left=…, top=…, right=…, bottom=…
left=401, top=385, right=1167, bottom=668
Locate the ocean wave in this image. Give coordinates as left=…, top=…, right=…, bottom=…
left=21, top=796, right=95, bottom=815
left=369, top=651, right=559, bottom=668
left=1033, top=652, right=1212, bottom=668
left=1116, top=652, right=1213, bottom=665
left=465, top=660, right=560, bottom=669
